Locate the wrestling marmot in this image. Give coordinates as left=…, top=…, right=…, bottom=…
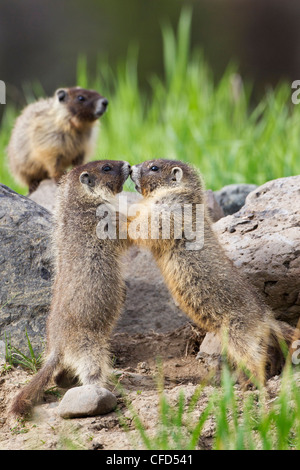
left=128, top=159, right=298, bottom=383
left=10, top=160, right=131, bottom=417
left=7, top=87, right=108, bottom=193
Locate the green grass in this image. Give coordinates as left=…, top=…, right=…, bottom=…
left=1, top=7, right=300, bottom=195
left=4, top=329, right=43, bottom=373
left=2, top=329, right=300, bottom=450
left=118, top=362, right=300, bottom=450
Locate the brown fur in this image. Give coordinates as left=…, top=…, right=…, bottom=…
left=7, top=87, right=108, bottom=193
left=129, top=159, right=299, bottom=384
left=10, top=160, right=130, bottom=417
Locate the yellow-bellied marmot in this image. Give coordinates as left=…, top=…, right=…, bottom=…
left=10, top=160, right=131, bottom=417
left=128, top=159, right=298, bottom=383
left=7, top=87, right=108, bottom=193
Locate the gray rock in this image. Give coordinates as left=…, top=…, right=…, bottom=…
left=196, top=332, right=222, bottom=372
left=115, top=246, right=188, bottom=334
left=0, top=340, right=6, bottom=365
left=214, top=184, right=257, bottom=216
left=57, top=385, right=117, bottom=418
left=198, top=332, right=222, bottom=356
left=214, top=176, right=300, bottom=324
left=29, top=179, right=57, bottom=213
left=0, top=184, right=53, bottom=354
left=205, top=190, right=224, bottom=222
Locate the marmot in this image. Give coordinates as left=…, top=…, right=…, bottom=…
left=128, top=159, right=298, bottom=383
left=10, top=159, right=131, bottom=417
left=7, top=87, right=108, bottom=193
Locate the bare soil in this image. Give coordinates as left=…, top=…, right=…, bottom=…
left=0, top=323, right=285, bottom=451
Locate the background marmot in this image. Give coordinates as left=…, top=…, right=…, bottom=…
left=10, top=159, right=130, bottom=417
left=129, top=159, right=298, bottom=383
left=7, top=87, right=108, bottom=193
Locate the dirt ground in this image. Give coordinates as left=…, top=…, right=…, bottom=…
left=0, top=323, right=287, bottom=451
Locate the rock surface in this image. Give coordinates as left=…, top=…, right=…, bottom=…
left=57, top=385, right=117, bottom=418
left=214, top=176, right=300, bottom=324
left=0, top=184, right=53, bottom=353
left=0, top=340, right=5, bottom=366
left=198, top=332, right=222, bottom=355
left=205, top=189, right=224, bottom=222
left=29, top=179, right=57, bottom=213
left=214, top=183, right=257, bottom=216
left=116, top=246, right=188, bottom=334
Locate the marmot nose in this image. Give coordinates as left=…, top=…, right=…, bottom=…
left=95, top=98, right=109, bottom=117
left=101, top=98, right=109, bottom=108
left=122, top=162, right=131, bottom=177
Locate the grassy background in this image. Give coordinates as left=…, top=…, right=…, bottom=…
left=1, top=8, right=300, bottom=195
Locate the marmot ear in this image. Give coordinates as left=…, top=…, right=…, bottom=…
left=79, top=171, right=95, bottom=187
left=171, top=167, right=183, bottom=182
left=56, top=89, right=67, bottom=102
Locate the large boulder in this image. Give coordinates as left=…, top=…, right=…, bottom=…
left=213, top=176, right=300, bottom=325
left=0, top=184, right=53, bottom=353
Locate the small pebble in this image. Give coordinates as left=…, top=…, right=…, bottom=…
left=57, top=385, right=117, bottom=419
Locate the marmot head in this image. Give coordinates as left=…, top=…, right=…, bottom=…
left=55, top=87, right=108, bottom=123
left=130, top=159, right=203, bottom=197
left=61, top=160, right=130, bottom=206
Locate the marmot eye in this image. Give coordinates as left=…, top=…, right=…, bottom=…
left=150, top=165, right=159, bottom=171
left=102, top=165, right=112, bottom=172
left=77, top=95, right=86, bottom=102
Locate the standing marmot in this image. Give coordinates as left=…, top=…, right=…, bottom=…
left=128, top=159, right=298, bottom=383
left=7, top=87, right=108, bottom=193
left=10, top=159, right=131, bottom=417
